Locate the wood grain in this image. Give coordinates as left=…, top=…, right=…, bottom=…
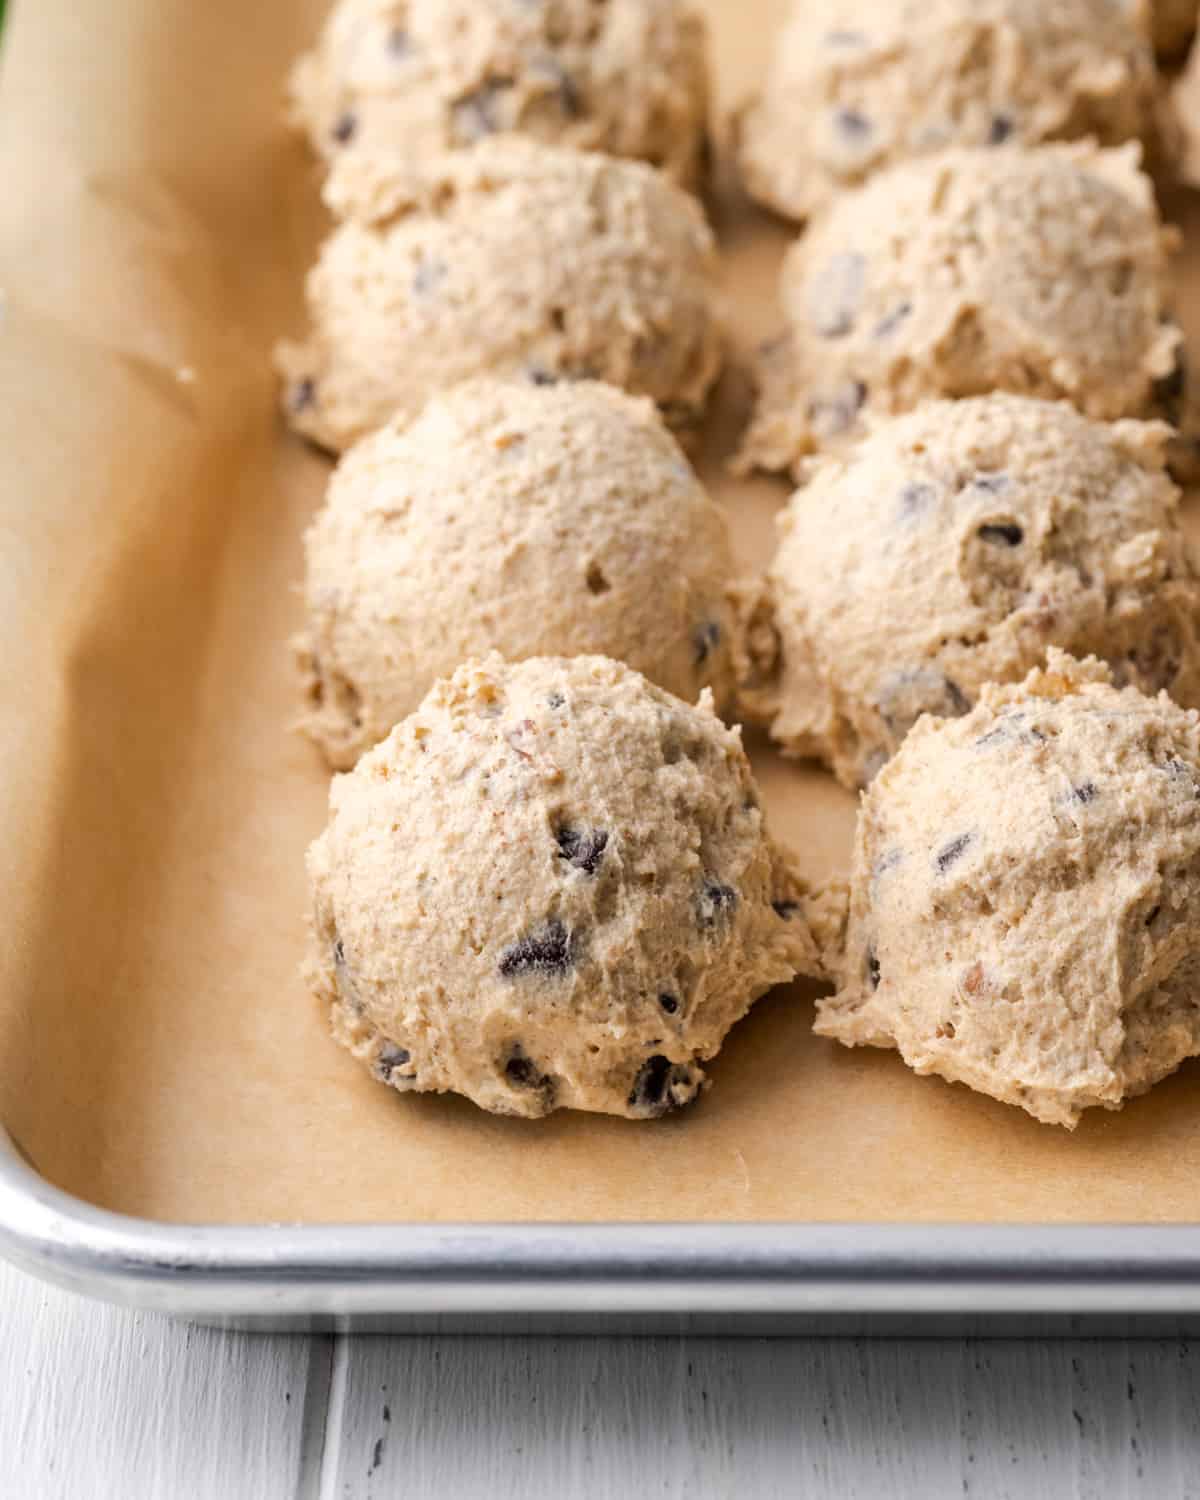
left=0, top=1261, right=313, bottom=1500
left=320, top=1323, right=1200, bottom=1500
left=3, top=1256, right=1200, bottom=1499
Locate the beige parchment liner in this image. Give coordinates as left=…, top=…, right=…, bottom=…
left=2, top=0, right=1200, bottom=1225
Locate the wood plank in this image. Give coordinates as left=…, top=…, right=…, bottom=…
left=3, top=1253, right=1199, bottom=1500
left=0, top=1261, right=316, bottom=1500
left=328, top=1334, right=1200, bottom=1500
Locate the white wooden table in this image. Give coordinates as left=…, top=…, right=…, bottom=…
left=2, top=1259, right=1198, bottom=1497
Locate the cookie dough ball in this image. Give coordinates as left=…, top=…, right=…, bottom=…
left=816, top=652, right=1200, bottom=1127
left=306, top=654, right=817, bottom=1119
left=277, top=139, right=723, bottom=453
left=1129, top=0, right=1197, bottom=56
left=737, top=0, right=1161, bottom=224
left=738, top=144, right=1182, bottom=479
left=737, top=395, right=1200, bottom=789
left=298, top=378, right=739, bottom=769
left=288, top=0, right=710, bottom=189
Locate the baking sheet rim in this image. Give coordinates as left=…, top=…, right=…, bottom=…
left=4, top=1126, right=1200, bottom=1324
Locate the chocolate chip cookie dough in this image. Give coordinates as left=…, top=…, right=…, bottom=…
left=289, top=0, right=710, bottom=189
left=816, top=652, right=1200, bottom=1128
left=306, top=654, right=817, bottom=1119
left=297, top=378, right=738, bottom=770
left=736, top=395, right=1200, bottom=789
left=737, top=0, right=1161, bottom=224
left=277, top=139, right=723, bottom=453
left=737, top=144, right=1182, bottom=479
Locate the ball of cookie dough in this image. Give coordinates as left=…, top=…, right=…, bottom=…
left=306, top=654, right=817, bottom=1119
left=276, top=139, right=723, bottom=454
left=737, top=144, right=1182, bottom=479
left=737, top=0, right=1161, bottom=224
left=736, top=395, right=1200, bottom=790
left=289, top=0, right=710, bottom=189
left=297, top=378, right=739, bottom=769
left=816, top=651, right=1200, bottom=1128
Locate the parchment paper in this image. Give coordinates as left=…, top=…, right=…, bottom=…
left=1, top=0, right=1199, bottom=1225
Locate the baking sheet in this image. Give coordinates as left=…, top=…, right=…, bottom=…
left=2, top=0, right=1200, bottom=1228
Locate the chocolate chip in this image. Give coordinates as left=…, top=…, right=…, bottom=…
left=1154, top=341, right=1187, bottom=426
left=987, top=112, right=1014, bottom=145
left=331, top=111, right=358, bottom=145
left=971, top=472, right=1010, bottom=494
left=499, top=919, right=575, bottom=977
left=373, top=1043, right=413, bottom=1082
left=876, top=668, right=969, bottom=739
left=974, top=712, right=1046, bottom=750
left=832, top=107, right=872, bottom=143
left=453, top=79, right=511, bottom=142
left=935, top=833, right=973, bottom=874
left=658, top=993, right=679, bottom=1014
left=867, top=949, right=881, bottom=989
left=809, top=252, right=865, bottom=338
left=627, top=1054, right=698, bottom=1117
left=547, top=691, right=565, bottom=709
left=556, top=827, right=608, bottom=875
left=900, top=481, right=936, bottom=516
left=528, top=366, right=559, bottom=387
left=533, top=55, right=581, bottom=117
left=504, top=1055, right=535, bottom=1086
left=1072, top=782, right=1098, bottom=804
left=808, top=379, right=867, bottom=436
left=387, top=26, right=410, bottom=57
left=696, top=880, right=738, bottom=929
left=772, top=900, right=799, bottom=920
left=977, top=522, right=1023, bottom=546
left=629, top=1054, right=672, bottom=1113
left=873, top=302, right=912, bottom=339
left=873, top=849, right=903, bottom=880
left=289, top=376, right=317, bottom=413
left=1162, top=757, right=1200, bottom=797
left=693, top=621, right=722, bottom=665
left=331, top=935, right=363, bottom=1014
left=504, top=1044, right=555, bottom=1102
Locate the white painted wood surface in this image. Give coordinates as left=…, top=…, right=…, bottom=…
left=2, top=1257, right=1199, bottom=1499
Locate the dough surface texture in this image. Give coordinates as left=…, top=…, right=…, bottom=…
left=736, top=395, right=1200, bottom=789
left=289, top=0, right=710, bottom=188
left=307, top=654, right=817, bottom=1119
left=278, top=139, right=722, bottom=453
left=816, top=652, right=1200, bottom=1128
left=737, top=0, right=1161, bottom=223
left=738, top=144, right=1181, bottom=479
left=298, top=378, right=738, bottom=769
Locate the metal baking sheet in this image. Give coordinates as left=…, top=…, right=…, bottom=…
left=2, top=0, right=1200, bottom=1331
left=6, top=1125, right=1200, bottom=1333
